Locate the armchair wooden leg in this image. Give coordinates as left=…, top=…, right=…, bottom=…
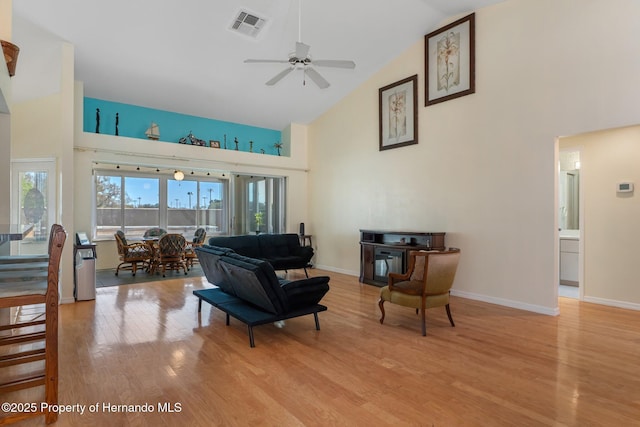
left=445, top=304, right=455, bottom=327
left=378, top=299, right=386, bottom=324
left=421, top=308, right=426, bottom=336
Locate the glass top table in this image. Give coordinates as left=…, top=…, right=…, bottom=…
left=0, top=224, right=35, bottom=245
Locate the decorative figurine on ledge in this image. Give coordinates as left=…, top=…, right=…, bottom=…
left=189, top=132, right=207, bottom=146
left=115, top=113, right=119, bottom=136
left=234, top=137, right=239, bottom=150
left=223, top=134, right=227, bottom=149
left=274, top=142, right=283, bottom=156
left=249, top=140, right=253, bottom=153
left=146, top=123, right=160, bottom=140
left=95, top=108, right=100, bottom=133
left=178, top=131, right=206, bottom=146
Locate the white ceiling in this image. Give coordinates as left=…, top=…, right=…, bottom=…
left=11, top=0, right=504, bottom=131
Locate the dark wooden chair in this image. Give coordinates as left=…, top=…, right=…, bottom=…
left=0, top=224, right=66, bottom=425
left=114, top=230, right=152, bottom=276
left=379, top=249, right=460, bottom=336
left=184, top=228, right=206, bottom=270
left=156, top=234, right=188, bottom=277
left=143, top=227, right=167, bottom=239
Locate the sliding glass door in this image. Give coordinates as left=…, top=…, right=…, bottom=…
left=232, top=174, right=285, bottom=235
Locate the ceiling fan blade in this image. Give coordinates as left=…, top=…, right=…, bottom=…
left=244, top=59, right=289, bottom=64
left=266, top=67, right=294, bottom=86
left=313, top=59, right=356, bottom=69
left=305, top=67, right=330, bottom=89
left=295, top=42, right=310, bottom=59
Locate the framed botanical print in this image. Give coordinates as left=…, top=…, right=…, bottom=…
left=425, top=13, right=475, bottom=106
left=379, top=74, right=418, bottom=151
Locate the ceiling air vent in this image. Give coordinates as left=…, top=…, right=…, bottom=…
left=230, top=9, right=267, bottom=39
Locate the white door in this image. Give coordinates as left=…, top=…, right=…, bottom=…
left=11, top=159, right=57, bottom=255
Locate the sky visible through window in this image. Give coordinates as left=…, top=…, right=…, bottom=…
left=121, top=177, right=223, bottom=208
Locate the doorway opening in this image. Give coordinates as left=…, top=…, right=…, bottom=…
left=558, top=149, right=581, bottom=300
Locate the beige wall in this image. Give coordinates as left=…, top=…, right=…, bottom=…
left=307, top=0, right=640, bottom=314
left=11, top=41, right=75, bottom=302
left=0, top=0, right=13, bottom=223
left=561, top=125, right=640, bottom=308
left=0, top=0, right=10, bottom=40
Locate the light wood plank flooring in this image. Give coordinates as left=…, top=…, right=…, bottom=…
left=2, top=269, right=639, bottom=426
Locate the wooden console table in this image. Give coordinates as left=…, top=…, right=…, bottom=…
left=359, top=229, right=445, bottom=287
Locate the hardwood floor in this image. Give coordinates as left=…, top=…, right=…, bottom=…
left=2, top=269, right=639, bottom=426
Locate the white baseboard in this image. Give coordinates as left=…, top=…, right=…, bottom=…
left=313, top=268, right=559, bottom=315
left=583, top=296, right=640, bottom=311
left=450, top=289, right=560, bottom=316
left=313, top=264, right=359, bottom=277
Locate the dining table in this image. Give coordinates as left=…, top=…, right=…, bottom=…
left=0, top=224, right=34, bottom=255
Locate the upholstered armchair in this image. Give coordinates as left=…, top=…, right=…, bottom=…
left=157, top=233, right=188, bottom=277
left=114, top=231, right=153, bottom=276
left=184, top=228, right=207, bottom=270
left=378, top=249, right=460, bottom=336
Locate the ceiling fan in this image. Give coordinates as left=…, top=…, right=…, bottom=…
left=244, top=0, right=356, bottom=89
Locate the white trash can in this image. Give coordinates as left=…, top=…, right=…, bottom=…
left=74, top=246, right=96, bottom=301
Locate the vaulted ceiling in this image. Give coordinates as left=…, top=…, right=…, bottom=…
left=12, top=0, right=504, bottom=130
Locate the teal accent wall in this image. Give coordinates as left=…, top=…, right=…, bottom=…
left=83, top=98, right=283, bottom=156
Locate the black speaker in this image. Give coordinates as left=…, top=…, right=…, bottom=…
left=299, top=222, right=305, bottom=236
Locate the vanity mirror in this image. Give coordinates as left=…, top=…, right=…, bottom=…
left=559, top=151, right=580, bottom=231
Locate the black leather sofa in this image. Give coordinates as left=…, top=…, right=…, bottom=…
left=208, top=233, right=313, bottom=277
left=194, top=245, right=330, bottom=347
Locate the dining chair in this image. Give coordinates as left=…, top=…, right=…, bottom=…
left=156, top=234, right=188, bottom=277
left=0, top=224, right=66, bottom=424
left=184, top=228, right=207, bottom=270
left=114, top=231, right=152, bottom=276
left=143, top=227, right=167, bottom=239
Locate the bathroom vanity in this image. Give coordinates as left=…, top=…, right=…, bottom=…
left=559, top=230, right=579, bottom=286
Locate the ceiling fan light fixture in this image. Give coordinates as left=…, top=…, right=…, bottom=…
left=243, top=0, right=355, bottom=89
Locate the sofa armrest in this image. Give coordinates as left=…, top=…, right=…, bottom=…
left=281, top=276, right=330, bottom=310
left=291, top=245, right=314, bottom=262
